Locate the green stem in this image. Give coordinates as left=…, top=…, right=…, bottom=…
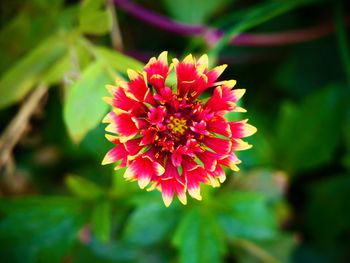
left=334, top=0, right=350, bottom=86
left=233, top=239, right=280, bottom=263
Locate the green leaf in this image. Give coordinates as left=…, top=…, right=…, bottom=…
left=173, top=208, right=226, bottom=263
left=80, top=123, right=113, bottom=160
left=275, top=86, right=343, bottom=174
left=63, top=61, right=112, bottom=143
left=65, top=174, right=104, bottom=200
left=233, top=170, right=285, bottom=202
left=0, top=2, right=66, bottom=73
left=216, top=192, right=277, bottom=240
left=123, top=202, right=180, bottom=246
left=305, top=175, right=350, bottom=244
left=237, top=111, right=274, bottom=168
left=274, top=41, right=346, bottom=97
left=0, top=197, right=88, bottom=263
left=0, top=35, right=66, bottom=109
left=42, top=53, right=71, bottom=85
left=162, top=0, right=230, bottom=24
left=79, top=0, right=112, bottom=35
left=94, top=46, right=144, bottom=73
left=209, top=0, right=320, bottom=56
left=91, top=201, right=111, bottom=243
left=237, top=235, right=295, bottom=263
left=43, top=37, right=95, bottom=86
left=71, top=239, right=138, bottom=263
left=343, top=105, right=350, bottom=171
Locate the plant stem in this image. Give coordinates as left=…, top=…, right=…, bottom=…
left=0, top=84, right=47, bottom=168
left=334, top=0, right=350, bottom=86
left=233, top=239, right=279, bottom=263
left=107, top=0, right=124, bottom=52
left=113, top=0, right=344, bottom=48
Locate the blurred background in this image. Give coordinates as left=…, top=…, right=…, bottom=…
left=0, top=0, right=349, bottom=262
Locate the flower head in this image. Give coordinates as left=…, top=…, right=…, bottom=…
left=102, top=52, right=256, bottom=206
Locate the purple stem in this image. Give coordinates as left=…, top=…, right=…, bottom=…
left=113, top=0, right=340, bottom=47
left=113, top=0, right=207, bottom=36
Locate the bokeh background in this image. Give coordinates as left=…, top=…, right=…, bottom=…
left=0, top=0, right=349, bottom=262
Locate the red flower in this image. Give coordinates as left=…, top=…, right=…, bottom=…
left=102, top=52, right=256, bottom=206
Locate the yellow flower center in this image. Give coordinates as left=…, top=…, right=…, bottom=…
left=167, top=116, right=187, bottom=135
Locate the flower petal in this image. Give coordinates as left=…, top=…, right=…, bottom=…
left=124, top=138, right=143, bottom=155
left=171, top=145, right=187, bottom=167
left=173, top=55, right=199, bottom=96
left=206, top=64, right=227, bottom=86
left=126, top=70, right=154, bottom=104
left=144, top=51, right=169, bottom=91
left=209, top=165, right=225, bottom=183
left=104, top=112, right=139, bottom=138
left=148, top=106, right=167, bottom=126
left=203, top=136, right=232, bottom=154
left=232, top=139, right=252, bottom=151
left=196, top=151, right=221, bottom=172
left=161, top=181, right=175, bottom=207
left=158, top=162, right=186, bottom=206
left=104, top=85, right=145, bottom=115
left=140, top=128, right=158, bottom=146
left=205, top=86, right=246, bottom=112
left=183, top=161, right=206, bottom=200
left=124, top=155, right=164, bottom=189
left=102, top=143, right=127, bottom=167
left=230, top=120, right=257, bottom=138
left=197, top=54, right=208, bottom=67
left=218, top=153, right=241, bottom=171
left=206, top=115, right=231, bottom=137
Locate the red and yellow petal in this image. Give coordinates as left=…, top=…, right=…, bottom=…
left=196, top=151, right=221, bottom=172
left=173, top=54, right=200, bottom=96
left=124, top=155, right=164, bottom=189
left=197, top=54, right=208, bottom=68
left=205, top=86, right=246, bottom=112
left=202, top=136, right=232, bottom=154
left=103, top=85, right=146, bottom=115
left=140, top=128, right=158, bottom=146
left=126, top=70, right=155, bottom=104
left=171, top=145, right=187, bottom=167
left=206, top=64, right=227, bottom=86
left=229, top=119, right=257, bottom=138
left=206, top=115, right=232, bottom=137
left=124, top=138, right=143, bottom=155
left=158, top=162, right=186, bottom=206
left=208, top=165, right=226, bottom=184
left=232, top=138, right=252, bottom=151
left=218, top=152, right=241, bottom=171
left=103, top=111, right=139, bottom=139
left=144, top=51, right=169, bottom=91
left=102, top=144, right=127, bottom=166
left=184, top=165, right=206, bottom=200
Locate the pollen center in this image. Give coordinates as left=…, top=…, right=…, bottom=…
left=167, top=116, right=187, bottom=135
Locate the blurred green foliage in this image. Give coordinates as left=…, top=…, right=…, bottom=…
left=0, top=0, right=349, bottom=262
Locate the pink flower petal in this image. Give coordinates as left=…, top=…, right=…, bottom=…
left=124, top=155, right=164, bottom=189
left=158, top=162, right=186, bottom=206
left=205, top=86, right=246, bottom=112
left=230, top=120, right=257, bottom=138
left=126, top=70, right=155, bottom=104
left=104, top=85, right=145, bottom=115
left=104, top=112, right=139, bottom=138
left=206, top=115, right=231, bottom=137
left=202, top=136, right=232, bottom=154
left=144, top=51, right=169, bottom=91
